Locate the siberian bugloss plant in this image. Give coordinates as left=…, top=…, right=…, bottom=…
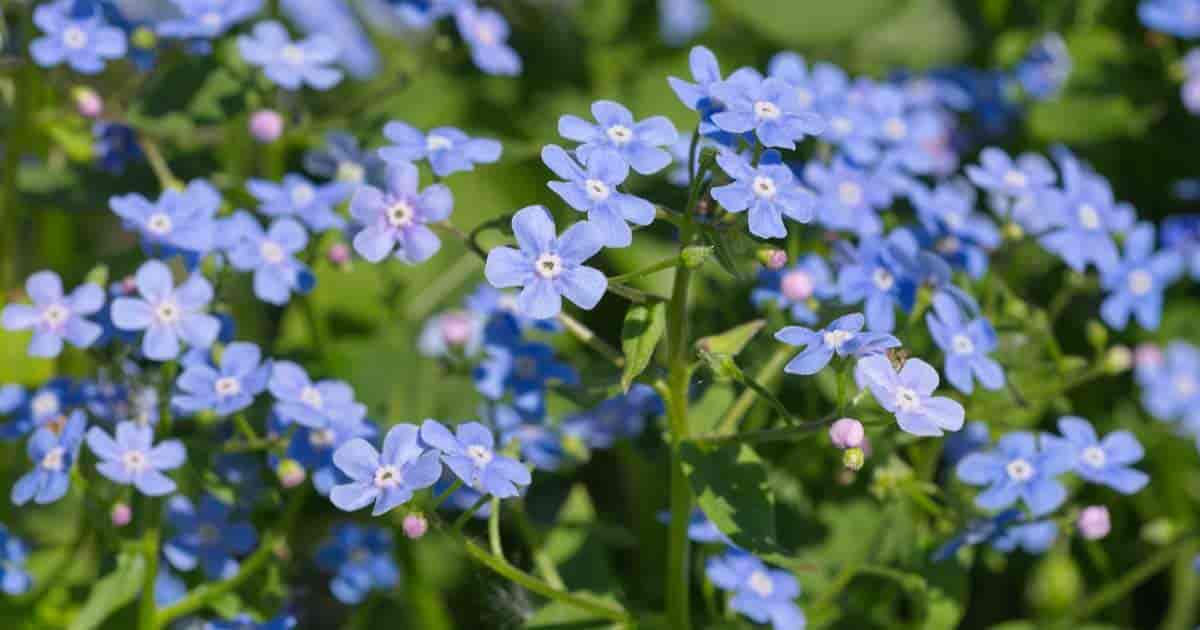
left=3, top=1, right=1200, bottom=629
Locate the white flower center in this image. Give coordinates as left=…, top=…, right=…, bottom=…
left=41, top=446, right=66, bottom=471
left=1006, top=458, right=1035, bottom=482
left=1077, top=203, right=1101, bottom=230
left=780, top=271, right=814, bottom=301
left=122, top=449, right=149, bottom=474
left=894, top=386, right=921, bottom=411
left=515, top=356, right=538, bottom=379
left=936, top=236, right=961, bottom=254
left=214, top=377, right=241, bottom=397
left=467, top=444, right=494, bottom=467
left=823, top=329, right=853, bottom=350
left=795, top=88, right=814, bottom=108
left=197, top=524, right=220, bottom=544
left=280, top=44, right=305, bottom=66
left=1003, top=170, right=1027, bottom=189
left=534, top=253, right=564, bottom=279
left=830, top=116, right=852, bottom=135
left=154, top=300, right=182, bottom=325
left=290, top=184, right=315, bottom=206
left=837, top=181, right=863, bottom=206
left=752, top=176, right=777, bottom=199
left=146, top=213, right=173, bottom=236
left=300, top=386, right=323, bottom=409
left=1081, top=446, right=1107, bottom=469
left=426, top=134, right=453, bottom=152
left=41, top=303, right=70, bottom=328
left=32, top=393, right=59, bottom=417
left=309, top=428, right=336, bottom=447
left=606, top=125, right=633, bottom=145
left=584, top=179, right=611, bottom=201
left=1127, top=270, right=1153, bottom=296
left=883, top=117, right=908, bottom=140
left=951, top=334, right=975, bottom=355
left=336, top=161, right=365, bottom=183
left=872, top=267, right=894, bottom=291
left=201, top=11, right=222, bottom=29
left=63, top=26, right=89, bottom=50
left=1176, top=375, right=1197, bottom=396
left=259, top=240, right=286, bottom=265
left=386, top=199, right=416, bottom=228
left=753, top=100, right=781, bottom=121
left=373, top=464, right=403, bottom=488
left=474, top=23, right=497, bottom=45
left=747, top=570, right=774, bottom=597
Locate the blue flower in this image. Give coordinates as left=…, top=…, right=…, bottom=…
left=835, top=233, right=920, bottom=332
left=268, top=361, right=367, bottom=429
left=205, top=614, right=297, bottom=630
left=711, top=150, right=814, bottom=239
left=12, top=410, right=86, bottom=506
left=668, top=46, right=738, bottom=142
left=1139, top=0, right=1200, bottom=38
left=966, top=147, right=1055, bottom=203
left=2, top=271, right=104, bottom=358
left=956, top=432, right=1073, bottom=517
left=751, top=254, right=836, bottom=324
left=172, top=342, right=270, bottom=417
left=484, top=206, right=607, bottom=320
left=432, top=477, right=492, bottom=519
left=286, top=414, right=377, bottom=495
left=1162, top=214, right=1200, bottom=279
left=109, top=180, right=221, bottom=259
left=908, top=180, right=999, bottom=278
left=86, top=421, right=185, bottom=497
left=379, top=122, right=502, bottom=178
left=420, top=420, right=531, bottom=499
left=558, top=101, right=678, bottom=175
left=155, top=565, right=186, bottom=606
left=474, top=337, right=578, bottom=416
left=0, top=378, right=80, bottom=439
left=992, top=521, right=1058, bottom=554
left=855, top=355, right=965, bottom=437
left=304, top=131, right=384, bottom=185
left=663, top=508, right=727, bottom=544
left=710, top=71, right=824, bottom=150
left=223, top=213, right=315, bottom=305
left=453, top=4, right=521, bottom=76
left=417, top=309, right=486, bottom=358
left=926, top=292, right=1004, bottom=394
left=542, top=145, right=655, bottom=248
left=1100, top=223, right=1184, bottom=331
left=93, top=122, right=142, bottom=174
left=157, top=0, right=263, bottom=39
left=1041, top=416, right=1149, bottom=494
left=30, top=0, right=127, bottom=74
left=246, top=174, right=349, bottom=232
left=561, top=384, right=664, bottom=449
left=658, top=0, right=710, bottom=46
left=488, top=404, right=568, bottom=471
left=0, top=526, right=31, bottom=595
left=329, top=423, right=441, bottom=514
left=932, top=509, right=1022, bottom=562
left=706, top=552, right=805, bottom=630
left=315, top=524, right=400, bottom=604
left=164, top=494, right=258, bottom=580
left=111, top=260, right=221, bottom=361
left=1016, top=33, right=1071, bottom=100
left=869, top=85, right=952, bottom=175
left=280, top=0, right=379, bottom=79
left=776, top=313, right=900, bottom=376
left=803, top=158, right=888, bottom=237
left=1039, top=152, right=1134, bottom=272
left=1137, top=341, right=1200, bottom=423
left=238, top=20, right=342, bottom=90
left=350, top=162, right=452, bottom=264
left=943, top=421, right=990, bottom=467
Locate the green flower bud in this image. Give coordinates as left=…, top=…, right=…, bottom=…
left=842, top=448, right=865, bottom=471
left=681, top=245, right=713, bottom=269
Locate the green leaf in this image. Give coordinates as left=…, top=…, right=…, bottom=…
left=620, top=302, right=667, bottom=392
left=695, top=319, right=765, bottom=356
left=680, top=442, right=779, bottom=554
left=188, top=67, right=246, bottom=122
left=68, top=553, right=146, bottom=630
left=719, top=0, right=897, bottom=48
left=1029, top=96, right=1154, bottom=143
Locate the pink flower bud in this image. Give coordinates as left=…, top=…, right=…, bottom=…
left=121, top=275, right=137, bottom=294
left=766, top=250, right=787, bottom=270
left=780, top=269, right=814, bottom=301
left=73, top=87, right=103, bottom=119
left=277, top=459, right=306, bottom=488
left=111, top=502, right=132, bottom=527
left=829, top=418, right=865, bottom=449
left=1135, top=343, right=1163, bottom=369
left=403, top=513, right=429, bottom=539
left=441, top=311, right=473, bottom=346
left=1078, top=506, right=1111, bottom=540
left=249, top=109, right=284, bottom=143
left=328, top=243, right=351, bottom=267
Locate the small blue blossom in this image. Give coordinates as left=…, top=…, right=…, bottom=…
left=943, top=421, right=991, bottom=467
left=268, top=361, right=367, bottom=429
left=668, top=46, right=739, bottom=142
left=855, top=355, right=965, bottom=437
left=281, top=0, right=379, bottom=79
left=835, top=233, right=921, bottom=332
left=926, top=292, right=1005, bottom=394
left=315, top=524, right=400, bottom=604
left=420, top=420, right=531, bottom=499
left=0, top=526, right=32, bottom=595
left=558, top=101, right=678, bottom=175
left=706, top=552, right=805, bottom=630
left=1041, top=416, right=1149, bottom=494
left=238, top=20, right=342, bottom=90
left=109, top=180, right=221, bottom=259
left=542, top=144, right=655, bottom=248
left=484, top=206, right=607, bottom=320
left=0, top=378, right=79, bottom=439
left=803, top=158, right=888, bottom=237
left=155, top=566, right=186, bottom=607
left=2, top=271, right=104, bottom=358
left=93, top=122, right=142, bottom=174
left=30, top=0, right=127, bottom=74
left=205, top=614, right=297, bottom=630
left=1016, top=33, right=1071, bottom=100
left=164, top=494, right=258, bottom=580
left=1137, top=341, right=1200, bottom=423
left=111, top=260, right=220, bottom=361
left=710, top=71, right=824, bottom=150
left=966, top=147, right=1055, bottom=203
left=350, top=162, right=452, bottom=264
left=246, top=174, right=350, bottom=232
left=172, top=342, right=270, bottom=417
left=776, top=313, right=900, bottom=376
left=286, top=414, right=377, bottom=495
left=474, top=336, right=578, bottom=417
left=992, top=521, right=1058, bottom=554
left=1162, top=214, right=1200, bottom=278
left=157, top=0, right=263, bottom=39
left=956, top=432, right=1074, bottom=517
left=667, top=508, right=727, bottom=544
left=1100, top=223, right=1183, bottom=331
left=453, top=3, right=522, bottom=76
left=908, top=180, right=1000, bottom=279
left=751, top=254, right=836, bottom=324
left=379, top=122, right=502, bottom=178
left=1139, top=0, right=1200, bottom=38
left=12, top=410, right=86, bottom=506
left=561, top=384, right=664, bottom=449
left=659, top=0, right=710, bottom=46
left=712, top=149, right=816, bottom=239
left=304, top=131, right=384, bottom=185
left=224, top=213, right=315, bottom=305
left=489, top=404, right=568, bottom=471
left=1039, top=152, right=1134, bottom=272
left=329, top=423, right=441, bottom=514
left=86, top=421, right=185, bottom=497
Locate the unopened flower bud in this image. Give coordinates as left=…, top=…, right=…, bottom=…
left=780, top=269, right=814, bottom=302
left=73, top=87, right=103, bottom=118
left=829, top=418, right=864, bottom=449
left=249, top=109, right=284, bottom=143
left=276, top=459, right=306, bottom=488
left=756, top=248, right=787, bottom=270
left=328, top=243, right=351, bottom=268
left=843, top=447, right=865, bottom=471
left=1135, top=343, right=1163, bottom=369
left=1002, top=222, right=1025, bottom=241
left=440, top=311, right=473, bottom=346
left=1077, top=506, right=1111, bottom=540
left=111, top=502, right=132, bottom=527
left=1085, top=319, right=1108, bottom=350
left=131, top=26, right=157, bottom=50
left=680, top=245, right=713, bottom=269
left=1104, top=346, right=1133, bottom=374
left=120, top=275, right=137, bottom=294
left=403, top=513, right=429, bottom=539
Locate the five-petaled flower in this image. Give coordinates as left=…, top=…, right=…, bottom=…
left=956, top=432, right=1074, bottom=517
left=776, top=313, right=900, bottom=376
left=238, top=20, right=342, bottom=91
left=706, top=551, right=806, bottom=630
left=329, top=423, right=442, bottom=515
left=350, top=162, right=453, bottom=264
left=558, top=100, right=678, bottom=175
left=855, top=354, right=965, bottom=437
left=86, top=421, right=186, bottom=496
left=163, top=494, right=258, bottom=579
left=269, top=361, right=367, bottom=429
left=30, top=1, right=127, bottom=74
left=379, top=122, right=502, bottom=178
left=712, top=150, right=815, bottom=239
left=542, top=144, right=655, bottom=248
left=2, top=271, right=104, bottom=358
left=420, top=420, right=531, bottom=499
left=111, top=260, right=221, bottom=361
left=710, top=71, right=825, bottom=149
left=172, top=342, right=271, bottom=417
left=1041, top=416, right=1149, bottom=494
left=925, top=292, right=1005, bottom=394
left=12, top=410, right=86, bottom=506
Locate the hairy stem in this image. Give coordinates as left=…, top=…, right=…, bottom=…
left=664, top=226, right=695, bottom=630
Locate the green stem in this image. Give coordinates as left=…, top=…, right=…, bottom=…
left=233, top=413, right=259, bottom=443
left=689, top=415, right=838, bottom=447
left=558, top=312, right=625, bottom=368
left=430, top=479, right=463, bottom=510
left=453, top=496, right=489, bottom=530
left=403, top=254, right=481, bottom=321
left=513, top=503, right=565, bottom=589
left=138, top=499, right=162, bottom=630
left=715, top=344, right=796, bottom=435
left=664, top=226, right=695, bottom=630
left=607, top=256, right=680, bottom=284
left=0, top=55, right=31, bottom=291
left=488, top=498, right=504, bottom=557
left=1072, top=533, right=1198, bottom=622
left=137, top=135, right=182, bottom=190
